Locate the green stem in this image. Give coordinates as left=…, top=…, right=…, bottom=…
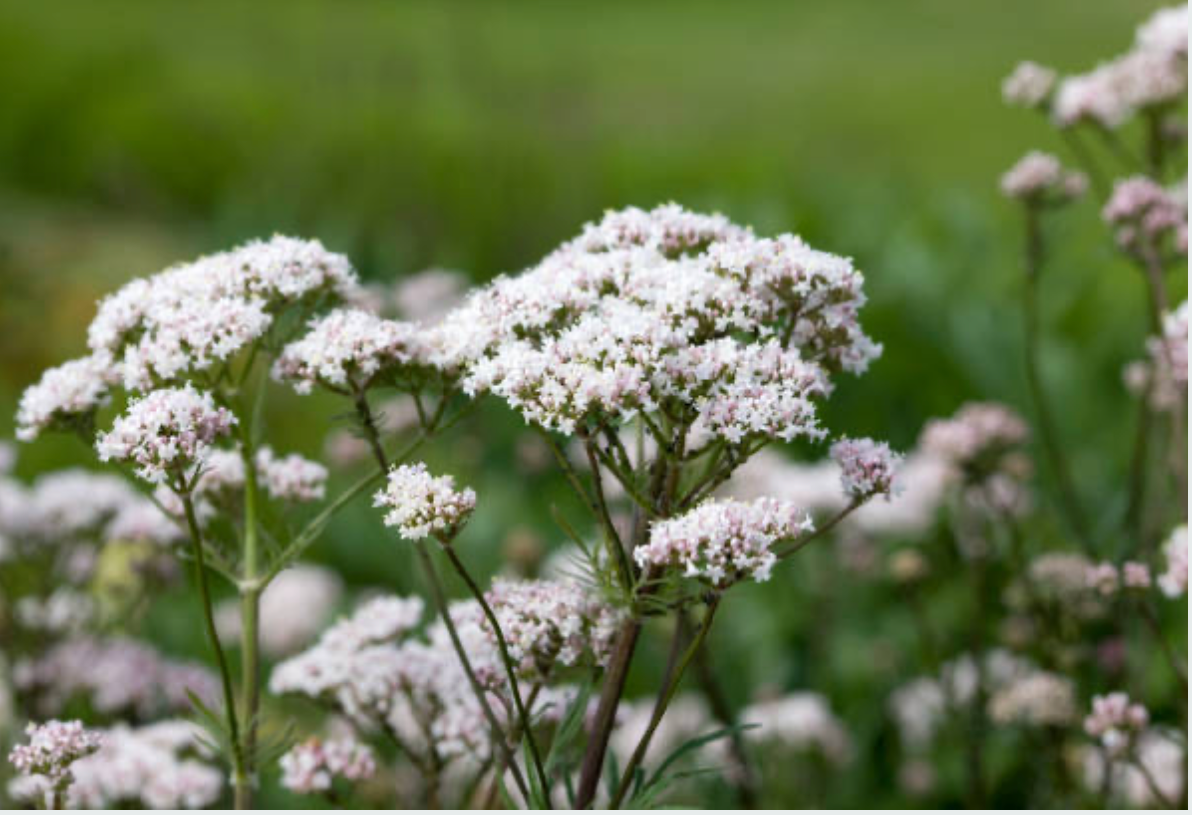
left=180, top=491, right=248, bottom=805
left=1021, top=207, right=1093, bottom=553
left=776, top=500, right=861, bottom=560
left=236, top=423, right=263, bottom=808
left=609, top=596, right=722, bottom=809
left=414, top=542, right=531, bottom=801
left=440, top=544, right=552, bottom=805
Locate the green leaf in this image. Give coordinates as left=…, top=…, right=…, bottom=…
left=544, top=681, right=593, bottom=779
left=525, top=738, right=549, bottom=809
left=627, top=723, right=760, bottom=809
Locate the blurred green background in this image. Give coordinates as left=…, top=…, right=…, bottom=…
left=0, top=0, right=1184, bottom=807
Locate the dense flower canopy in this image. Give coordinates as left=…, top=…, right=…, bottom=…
left=436, top=204, right=879, bottom=441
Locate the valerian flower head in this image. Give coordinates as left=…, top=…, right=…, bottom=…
left=1086, top=562, right=1121, bottom=596
left=10, top=721, right=222, bottom=809
left=1158, top=524, right=1188, bottom=598
left=1103, top=177, right=1188, bottom=254
left=16, top=356, right=112, bottom=441
left=1085, top=692, right=1150, bottom=754
left=635, top=497, right=814, bottom=587
left=8, top=720, right=102, bottom=787
left=481, top=577, right=622, bottom=681
left=987, top=671, right=1077, bottom=727
left=85, top=235, right=357, bottom=391
left=1000, top=151, right=1087, bottom=202
left=272, top=307, right=443, bottom=395
left=830, top=436, right=902, bottom=501
left=279, top=737, right=376, bottom=795
left=738, top=692, right=854, bottom=765
left=1122, top=561, right=1153, bottom=589
left=1002, top=61, right=1057, bottom=107
left=95, top=385, right=236, bottom=486
left=1149, top=301, right=1189, bottom=386
left=255, top=447, right=328, bottom=502
left=1052, top=5, right=1187, bottom=129
left=440, top=204, right=877, bottom=444
left=920, top=402, right=1029, bottom=477
left=374, top=462, right=476, bottom=542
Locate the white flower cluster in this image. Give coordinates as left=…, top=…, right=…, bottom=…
left=1001, top=61, right=1057, bottom=108
left=16, top=235, right=355, bottom=440
left=1015, top=552, right=1107, bottom=619
left=636, top=497, right=814, bottom=586
left=10, top=720, right=223, bottom=809
left=374, top=462, right=476, bottom=541
left=739, top=692, right=853, bottom=764
left=1081, top=728, right=1186, bottom=807
left=1051, top=5, right=1187, bottom=128
left=1158, top=524, right=1187, bottom=597
left=95, top=385, right=236, bottom=485
left=273, top=307, right=439, bottom=395
left=279, top=736, right=377, bottom=794
left=255, top=447, right=328, bottom=502
left=889, top=650, right=1035, bottom=750
left=919, top=402, right=1033, bottom=517
left=987, top=671, right=1078, bottom=727
left=15, top=356, right=112, bottom=441
left=1102, top=176, right=1189, bottom=254
left=91, top=235, right=356, bottom=388
left=1087, top=560, right=1153, bottom=595
left=14, top=636, right=219, bottom=719
left=1084, top=692, right=1150, bottom=754
left=269, top=595, right=432, bottom=721
left=829, top=436, right=902, bottom=501
left=0, top=468, right=137, bottom=546
left=445, top=204, right=877, bottom=440
left=999, top=151, right=1087, bottom=201
left=920, top=402, right=1029, bottom=467
left=482, top=577, right=622, bottom=680
left=14, top=588, right=95, bottom=635
left=216, top=564, right=343, bottom=658
left=271, top=594, right=517, bottom=764
left=1125, top=300, right=1189, bottom=412
left=8, top=720, right=102, bottom=788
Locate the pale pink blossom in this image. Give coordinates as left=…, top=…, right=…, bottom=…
left=636, top=497, right=814, bottom=586
left=1085, top=692, right=1150, bottom=754
left=1000, top=151, right=1087, bottom=201
left=95, top=385, right=236, bottom=485
left=8, top=720, right=102, bottom=790
left=830, top=436, right=902, bottom=501
left=374, top=462, right=476, bottom=541
left=16, top=356, right=112, bottom=441
left=279, top=736, right=376, bottom=794
left=273, top=308, right=436, bottom=395
left=1002, top=61, right=1057, bottom=107
left=1158, top=525, right=1188, bottom=597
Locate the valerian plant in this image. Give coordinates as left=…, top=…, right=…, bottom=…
left=14, top=201, right=899, bottom=808
left=6, top=3, right=1187, bottom=810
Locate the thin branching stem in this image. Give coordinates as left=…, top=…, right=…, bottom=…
left=414, top=541, right=532, bottom=801
left=609, top=595, right=722, bottom=809
left=439, top=543, right=552, bottom=804
left=180, top=490, right=248, bottom=804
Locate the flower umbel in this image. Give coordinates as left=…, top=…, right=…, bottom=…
left=635, top=497, right=814, bottom=587
left=95, top=385, right=236, bottom=486
left=374, top=462, right=477, bottom=542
